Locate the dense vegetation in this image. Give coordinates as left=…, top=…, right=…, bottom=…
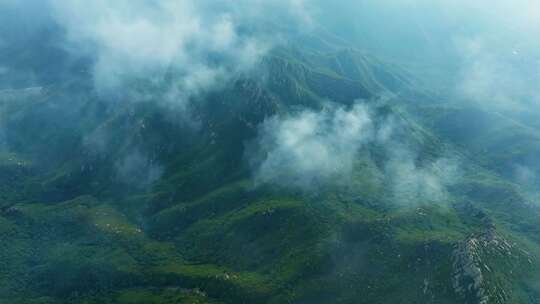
left=1, top=29, right=540, bottom=304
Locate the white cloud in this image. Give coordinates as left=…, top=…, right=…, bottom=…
left=251, top=101, right=460, bottom=204
left=253, top=103, right=374, bottom=189
left=385, top=152, right=459, bottom=205
left=49, top=0, right=310, bottom=103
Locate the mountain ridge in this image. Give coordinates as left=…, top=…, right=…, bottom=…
left=1, top=38, right=540, bottom=304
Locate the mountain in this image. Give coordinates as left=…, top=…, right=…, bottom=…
left=1, top=33, right=540, bottom=304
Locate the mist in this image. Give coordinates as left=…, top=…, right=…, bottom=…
left=250, top=100, right=460, bottom=205
left=251, top=102, right=374, bottom=189
left=3, top=0, right=540, bottom=110
left=0, top=0, right=313, bottom=190
left=1, top=0, right=539, bottom=195
left=49, top=0, right=312, bottom=103
left=3, top=1, right=540, bottom=303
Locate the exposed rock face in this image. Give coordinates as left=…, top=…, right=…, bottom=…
left=0, top=206, right=22, bottom=218
left=452, top=225, right=532, bottom=304
left=452, top=233, right=490, bottom=304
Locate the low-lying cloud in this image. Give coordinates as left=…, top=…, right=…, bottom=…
left=0, top=0, right=315, bottom=189
left=385, top=153, right=459, bottom=206
left=252, top=103, right=374, bottom=189
left=48, top=0, right=312, bottom=104
left=5, top=0, right=540, bottom=116
left=1, top=0, right=536, bottom=198
left=251, top=100, right=460, bottom=205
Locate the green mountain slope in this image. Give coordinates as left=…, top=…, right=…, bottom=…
left=1, top=44, right=540, bottom=304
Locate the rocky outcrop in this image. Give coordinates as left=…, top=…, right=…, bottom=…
left=452, top=225, right=532, bottom=304
left=452, top=232, right=490, bottom=304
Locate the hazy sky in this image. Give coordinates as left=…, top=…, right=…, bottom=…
left=2, top=0, right=539, bottom=111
